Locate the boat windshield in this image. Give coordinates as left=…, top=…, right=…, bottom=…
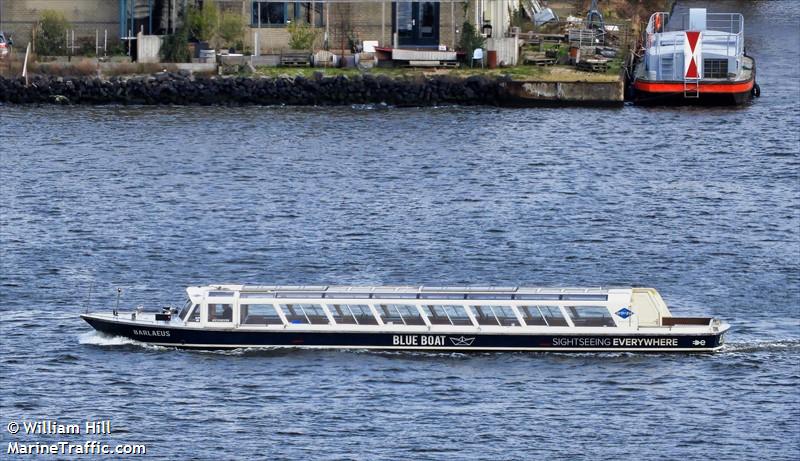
left=178, top=299, right=194, bottom=320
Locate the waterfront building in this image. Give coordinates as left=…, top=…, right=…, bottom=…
left=1, top=0, right=515, bottom=54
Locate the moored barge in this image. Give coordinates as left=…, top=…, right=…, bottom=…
left=81, top=285, right=730, bottom=353
left=633, top=8, right=758, bottom=105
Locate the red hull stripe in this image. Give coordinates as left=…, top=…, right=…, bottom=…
left=634, top=79, right=754, bottom=94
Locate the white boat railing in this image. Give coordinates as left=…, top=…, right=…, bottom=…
left=665, top=12, right=743, bottom=36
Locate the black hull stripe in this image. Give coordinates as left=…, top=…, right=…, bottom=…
left=83, top=316, right=726, bottom=353
left=633, top=90, right=753, bottom=106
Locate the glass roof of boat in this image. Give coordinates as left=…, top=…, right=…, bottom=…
left=200, top=285, right=616, bottom=298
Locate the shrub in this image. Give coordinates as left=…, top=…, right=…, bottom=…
left=103, top=62, right=173, bottom=76
left=32, top=62, right=59, bottom=76
left=458, top=21, right=486, bottom=66
left=107, top=41, right=127, bottom=56
left=73, top=58, right=97, bottom=76
left=187, top=0, right=219, bottom=43
left=35, top=10, right=71, bottom=56
left=161, top=25, right=191, bottom=62
left=104, top=62, right=138, bottom=76
left=77, top=38, right=95, bottom=57
left=218, top=12, right=244, bottom=50
left=287, top=21, right=318, bottom=51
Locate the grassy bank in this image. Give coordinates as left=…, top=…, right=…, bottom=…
left=1, top=54, right=620, bottom=83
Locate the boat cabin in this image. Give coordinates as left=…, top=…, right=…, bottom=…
left=644, top=8, right=746, bottom=82
left=174, top=285, right=677, bottom=331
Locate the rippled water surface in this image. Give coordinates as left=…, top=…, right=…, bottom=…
left=2, top=1, right=799, bottom=459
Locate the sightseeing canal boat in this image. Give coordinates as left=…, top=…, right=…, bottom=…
left=633, top=8, right=758, bottom=105
left=81, top=285, right=730, bottom=353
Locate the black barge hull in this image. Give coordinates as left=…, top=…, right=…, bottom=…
left=82, top=315, right=726, bottom=353
left=633, top=88, right=754, bottom=106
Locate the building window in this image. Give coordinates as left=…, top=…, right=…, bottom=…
left=252, top=2, right=324, bottom=27
left=295, top=2, right=324, bottom=27
left=253, top=2, right=286, bottom=26
left=703, top=59, right=729, bottom=78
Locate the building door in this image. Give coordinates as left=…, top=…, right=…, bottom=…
left=394, top=2, right=440, bottom=47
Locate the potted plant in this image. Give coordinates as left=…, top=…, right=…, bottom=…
left=187, top=0, right=219, bottom=59
left=218, top=11, right=244, bottom=53
left=287, top=21, right=318, bottom=52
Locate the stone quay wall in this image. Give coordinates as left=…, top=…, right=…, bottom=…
left=0, top=73, right=624, bottom=107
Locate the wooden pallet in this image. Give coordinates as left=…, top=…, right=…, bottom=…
left=576, top=60, right=608, bottom=72
left=518, top=32, right=567, bottom=44
left=522, top=54, right=556, bottom=66
left=404, top=60, right=459, bottom=68
left=280, top=52, right=311, bottom=67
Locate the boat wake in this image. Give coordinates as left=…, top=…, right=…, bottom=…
left=721, top=339, right=800, bottom=354
left=77, top=331, right=164, bottom=350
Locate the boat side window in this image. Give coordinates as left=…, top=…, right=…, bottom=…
left=348, top=304, right=378, bottom=325
left=187, top=305, right=201, bottom=322
left=240, top=303, right=283, bottom=325
left=566, top=306, right=616, bottom=327
left=519, top=306, right=547, bottom=326
left=539, top=306, right=568, bottom=326
left=704, top=59, right=728, bottom=79
left=329, top=304, right=357, bottom=324
left=332, top=304, right=377, bottom=325
left=279, top=304, right=329, bottom=325
left=208, top=303, right=233, bottom=322
left=424, top=305, right=475, bottom=326
left=301, top=304, right=330, bottom=325
left=178, top=299, right=193, bottom=320
left=395, top=305, right=425, bottom=325
left=376, top=305, right=402, bottom=325
left=280, top=304, right=310, bottom=324
left=470, top=306, right=500, bottom=326
left=443, top=305, right=473, bottom=326
left=421, top=305, right=452, bottom=325
left=493, top=306, right=520, bottom=326
left=377, top=304, right=424, bottom=326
